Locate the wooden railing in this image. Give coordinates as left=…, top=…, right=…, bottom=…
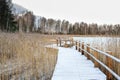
left=75, top=41, right=120, bottom=80
left=56, top=38, right=74, bottom=47
left=56, top=38, right=120, bottom=80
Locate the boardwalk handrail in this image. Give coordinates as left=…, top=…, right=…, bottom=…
left=56, top=38, right=74, bottom=47
left=75, top=41, right=120, bottom=80
left=56, top=38, right=120, bottom=79
left=80, top=47, right=120, bottom=80
left=80, top=41, right=120, bottom=63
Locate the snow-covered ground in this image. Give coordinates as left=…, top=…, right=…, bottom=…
left=52, top=47, right=106, bottom=80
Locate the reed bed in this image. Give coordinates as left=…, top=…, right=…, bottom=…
left=0, top=33, right=58, bottom=80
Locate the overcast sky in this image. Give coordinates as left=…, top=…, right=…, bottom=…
left=12, top=0, right=120, bottom=24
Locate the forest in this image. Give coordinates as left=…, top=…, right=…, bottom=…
left=0, top=0, right=120, bottom=35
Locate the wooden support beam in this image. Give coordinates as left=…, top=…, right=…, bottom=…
left=93, top=48, right=99, bottom=67
left=60, top=39, right=61, bottom=47
left=75, top=41, right=77, bottom=50
left=56, top=39, right=58, bottom=46
left=71, top=38, right=74, bottom=46
left=78, top=42, right=81, bottom=52
left=82, top=42, right=84, bottom=55
left=86, top=44, right=90, bottom=60
left=106, top=51, right=113, bottom=80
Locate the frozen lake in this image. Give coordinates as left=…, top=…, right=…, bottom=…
left=73, top=37, right=120, bottom=58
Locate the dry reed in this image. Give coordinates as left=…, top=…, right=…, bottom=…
left=0, top=33, right=58, bottom=80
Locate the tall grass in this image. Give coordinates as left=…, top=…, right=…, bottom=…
left=0, top=33, right=58, bottom=80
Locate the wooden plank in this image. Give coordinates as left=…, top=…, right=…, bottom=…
left=52, top=47, right=106, bottom=80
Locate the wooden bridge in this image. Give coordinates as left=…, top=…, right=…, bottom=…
left=0, top=38, right=120, bottom=80
left=52, top=38, right=120, bottom=80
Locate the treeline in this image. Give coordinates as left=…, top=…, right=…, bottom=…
left=35, top=17, right=120, bottom=35
left=15, top=12, right=34, bottom=33
left=0, top=0, right=120, bottom=35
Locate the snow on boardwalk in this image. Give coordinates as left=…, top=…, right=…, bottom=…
left=52, top=47, right=106, bottom=80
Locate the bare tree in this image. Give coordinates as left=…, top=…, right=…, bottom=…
left=40, top=17, right=46, bottom=34
left=55, top=20, right=61, bottom=34
left=61, top=20, right=69, bottom=34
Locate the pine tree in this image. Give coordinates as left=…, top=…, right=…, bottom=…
left=0, top=0, right=17, bottom=32
left=0, top=0, right=7, bottom=31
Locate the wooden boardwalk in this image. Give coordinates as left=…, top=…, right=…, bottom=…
left=52, top=47, right=106, bottom=80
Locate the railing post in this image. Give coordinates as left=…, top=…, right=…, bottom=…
left=56, top=39, right=58, bottom=46
left=86, top=44, right=90, bottom=60
left=60, top=39, right=61, bottom=47
left=82, top=42, right=84, bottom=55
left=93, top=48, right=99, bottom=67
left=78, top=41, right=81, bottom=52
left=64, top=40, right=67, bottom=48
left=75, top=41, right=77, bottom=50
left=106, top=51, right=113, bottom=80
left=118, top=53, right=120, bottom=78
left=71, top=38, right=74, bottom=46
